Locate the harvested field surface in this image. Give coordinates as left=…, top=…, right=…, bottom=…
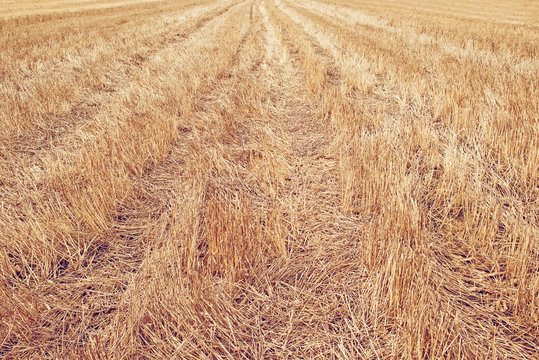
left=0, top=0, right=538, bottom=358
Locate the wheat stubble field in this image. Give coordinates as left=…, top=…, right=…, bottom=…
left=0, top=0, right=538, bottom=358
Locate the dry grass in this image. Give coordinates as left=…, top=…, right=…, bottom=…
left=0, top=0, right=537, bottom=358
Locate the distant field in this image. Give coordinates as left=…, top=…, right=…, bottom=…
left=0, top=0, right=537, bottom=358
left=0, top=0, right=169, bottom=18
left=0, top=0, right=165, bottom=17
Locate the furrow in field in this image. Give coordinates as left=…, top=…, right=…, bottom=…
left=266, top=2, right=394, bottom=356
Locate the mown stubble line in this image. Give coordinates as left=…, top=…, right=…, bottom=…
left=1, top=1, right=253, bottom=356
left=0, top=0, right=537, bottom=358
